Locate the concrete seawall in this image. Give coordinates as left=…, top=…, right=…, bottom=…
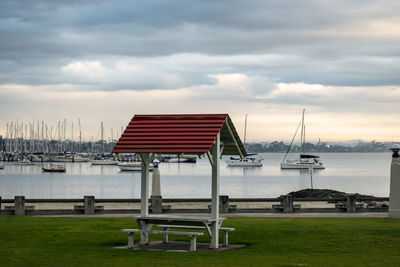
left=0, top=195, right=389, bottom=216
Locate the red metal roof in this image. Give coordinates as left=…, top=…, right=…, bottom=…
left=112, top=114, right=246, bottom=155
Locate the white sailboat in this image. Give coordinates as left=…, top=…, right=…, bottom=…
left=15, top=158, right=35, bottom=165
left=91, top=159, right=118, bottom=165
left=225, top=154, right=263, bottom=167
left=226, top=114, right=263, bottom=167
left=280, top=109, right=325, bottom=169
left=118, top=162, right=154, bottom=171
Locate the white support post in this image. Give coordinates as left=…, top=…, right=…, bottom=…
left=211, top=132, right=220, bottom=248
left=139, top=153, right=151, bottom=245
left=389, top=148, right=400, bottom=218
left=140, top=153, right=150, bottom=217
left=128, top=232, right=134, bottom=248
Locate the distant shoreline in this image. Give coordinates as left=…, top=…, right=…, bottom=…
left=246, top=151, right=391, bottom=153
left=245, top=140, right=395, bottom=153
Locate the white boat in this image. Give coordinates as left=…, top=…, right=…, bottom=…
left=73, top=156, right=89, bottom=162
left=53, top=155, right=89, bottom=162
left=118, top=162, right=154, bottom=171
left=226, top=114, right=263, bottom=167
left=0, top=164, right=4, bottom=169
left=15, top=159, right=35, bottom=165
left=165, top=156, right=197, bottom=163
left=52, top=156, right=74, bottom=162
left=281, top=155, right=325, bottom=169
left=226, top=155, right=263, bottom=167
left=281, top=109, right=325, bottom=169
left=91, top=159, right=118, bottom=165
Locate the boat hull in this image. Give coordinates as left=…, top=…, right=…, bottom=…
left=91, top=160, right=118, bottom=165
left=225, top=160, right=262, bottom=167
left=73, top=157, right=89, bottom=162
left=280, top=163, right=325, bottom=169
left=118, top=164, right=154, bottom=171
left=42, top=167, right=66, bottom=173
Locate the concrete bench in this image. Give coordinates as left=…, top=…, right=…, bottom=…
left=149, top=204, right=172, bottom=213
left=272, top=195, right=301, bottom=213
left=73, top=205, right=104, bottom=213
left=5, top=196, right=35, bottom=216
left=335, top=203, right=364, bottom=210
left=272, top=204, right=301, bottom=211
left=5, top=205, right=35, bottom=213
left=157, top=224, right=235, bottom=247
left=122, top=228, right=204, bottom=251
left=207, top=204, right=237, bottom=213
left=73, top=196, right=104, bottom=215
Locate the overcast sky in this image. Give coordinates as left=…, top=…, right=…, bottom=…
left=1, top=0, right=400, bottom=142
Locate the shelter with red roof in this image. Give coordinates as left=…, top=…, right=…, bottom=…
left=112, top=114, right=246, bottom=248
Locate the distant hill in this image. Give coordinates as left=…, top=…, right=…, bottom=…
left=245, top=140, right=396, bottom=153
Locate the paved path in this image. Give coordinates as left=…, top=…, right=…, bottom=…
left=39, top=212, right=388, bottom=218
left=226, top=212, right=388, bottom=218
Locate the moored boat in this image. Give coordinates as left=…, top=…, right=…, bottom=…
left=281, top=155, right=325, bottom=169
left=281, top=109, right=325, bottom=169
left=73, top=156, right=89, bottom=162
left=226, top=154, right=263, bottom=167
left=165, top=156, right=197, bottom=163
left=226, top=114, right=263, bottom=167
left=42, top=164, right=66, bottom=173
left=118, top=162, right=154, bottom=171
left=91, top=159, right=118, bottom=165
left=15, top=159, right=35, bottom=165
left=53, top=155, right=89, bottom=162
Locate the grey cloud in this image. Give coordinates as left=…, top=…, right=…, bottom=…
left=0, top=0, right=400, bottom=88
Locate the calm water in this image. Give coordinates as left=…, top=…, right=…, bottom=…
left=0, top=153, right=392, bottom=199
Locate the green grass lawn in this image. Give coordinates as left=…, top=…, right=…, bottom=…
left=0, top=216, right=400, bottom=266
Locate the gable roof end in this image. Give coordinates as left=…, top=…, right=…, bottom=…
left=112, top=114, right=246, bottom=156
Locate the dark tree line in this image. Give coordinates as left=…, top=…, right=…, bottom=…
left=245, top=140, right=394, bottom=153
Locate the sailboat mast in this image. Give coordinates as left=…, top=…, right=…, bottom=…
left=101, top=121, right=104, bottom=154
left=303, top=125, right=306, bottom=151
left=78, top=118, right=82, bottom=153
left=300, top=109, right=305, bottom=155
left=71, top=122, right=74, bottom=153
left=243, top=114, right=248, bottom=146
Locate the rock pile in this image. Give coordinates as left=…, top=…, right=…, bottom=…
left=287, top=189, right=374, bottom=199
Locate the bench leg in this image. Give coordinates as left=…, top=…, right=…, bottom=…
left=162, top=227, right=169, bottom=244
left=189, top=235, right=197, bottom=252
left=222, top=230, right=228, bottom=247
left=140, top=231, right=149, bottom=245
left=139, top=222, right=152, bottom=245
left=128, top=232, right=134, bottom=249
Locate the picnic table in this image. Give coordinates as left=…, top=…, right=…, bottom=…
left=136, top=215, right=225, bottom=243
left=121, top=215, right=233, bottom=251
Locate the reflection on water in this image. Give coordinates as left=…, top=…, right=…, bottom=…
left=0, top=153, right=392, bottom=198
